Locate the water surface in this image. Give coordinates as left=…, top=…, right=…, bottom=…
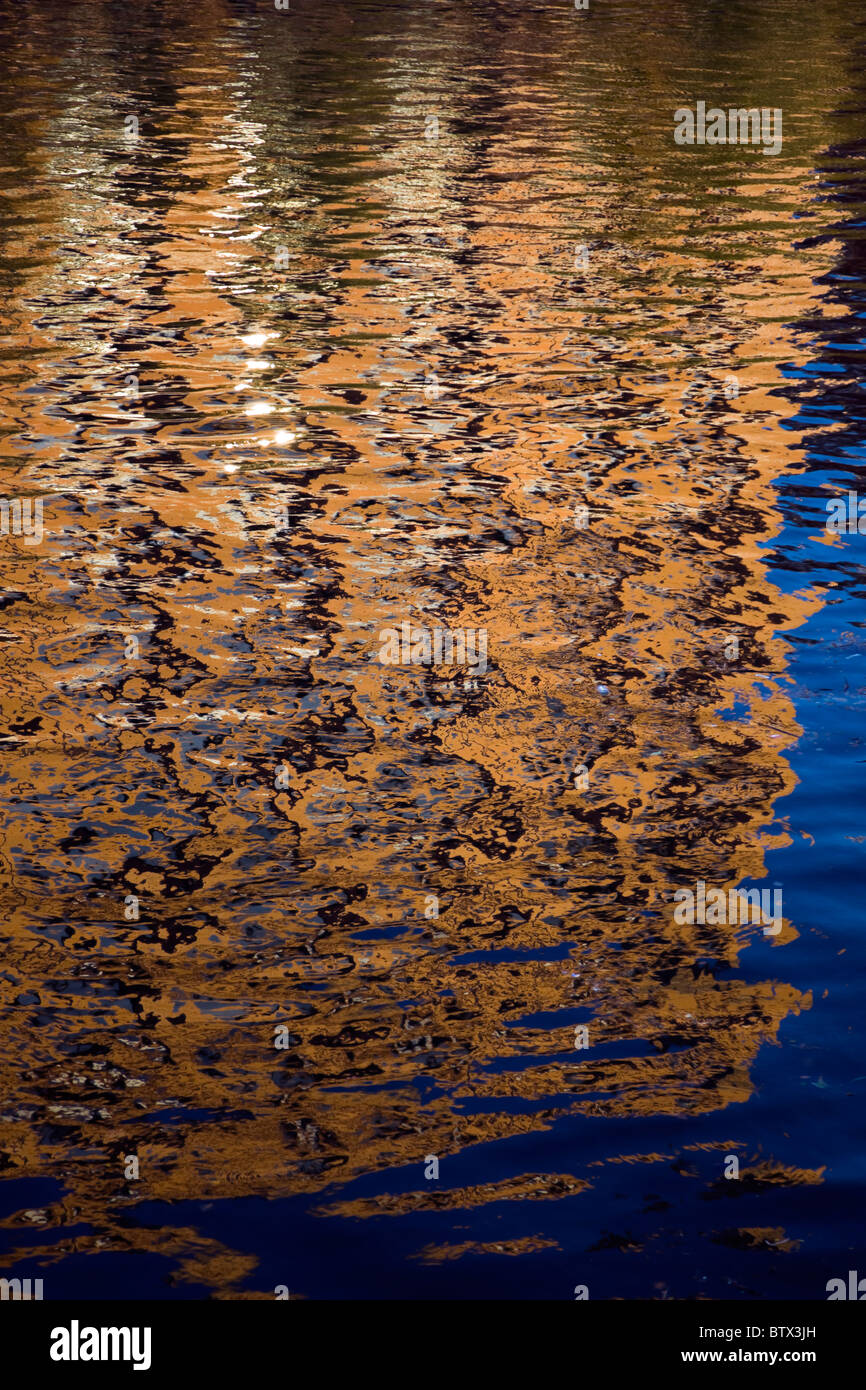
left=0, top=0, right=865, bottom=1300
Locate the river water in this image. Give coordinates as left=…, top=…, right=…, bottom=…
left=0, top=0, right=865, bottom=1300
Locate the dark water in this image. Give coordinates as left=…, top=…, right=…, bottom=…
left=0, top=0, right=865, bottom=1300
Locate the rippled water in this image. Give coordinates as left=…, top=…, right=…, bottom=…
left=1, top=0, right=865, bottom=1300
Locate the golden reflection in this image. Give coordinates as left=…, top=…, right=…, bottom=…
left=0, top=0, right=853, bottom=1296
